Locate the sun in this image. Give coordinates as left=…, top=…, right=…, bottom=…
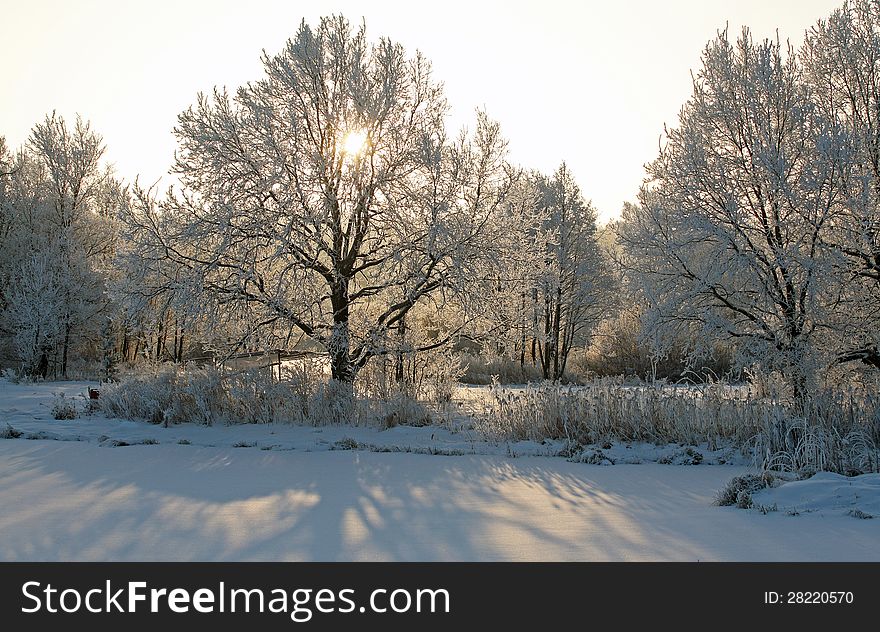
left=341, top=130, right=368, bottom=157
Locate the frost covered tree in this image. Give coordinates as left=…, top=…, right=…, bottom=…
left=115, top=187, right=198, bottom=365
left=464, top=165, right=613, bottom=381
left=29, top=114, right=119, bottom=376
left=6, top=253, right=65, bottom=377
left=0, top=137, right=14, bottom=311
left=0, top=115, right=121, bottom=376
left=802, top=0, right=880, bottom=370
left=124, top=16, right=515, bottom=384
left=619, top=28, right=850, bottom=396
left=0, top=146, right=62, bottom=373
left=532, top=164, right=615, bottom=380
left=467, top=173, right=546, bottom=361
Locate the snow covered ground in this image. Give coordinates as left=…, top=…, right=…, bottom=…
left=1, top=379, right=878, bottom=561
left=751, top=472, right=880, bottom=519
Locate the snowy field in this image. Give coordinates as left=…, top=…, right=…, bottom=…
left=1, top=380, right=878, bottom=561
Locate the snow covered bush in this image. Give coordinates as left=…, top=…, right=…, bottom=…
left=753, top=390, right=880, bottom=476
left=51, top=393, right=78, bottom=420
left=357, top=348, right=463, bottom=407
left=304, top=379, right=361, bottom=426
left=97, top=366, right=186, bottom=425
left=99, top=365, right=312, bottom=426
left=377, top=392, right=434, bottom=429
left=714, top=472, right=779, bottom=507
left=0, top=424, right=23, bottom=439
left=99, top=362, right=440, bottom=428
left=415, top=350, right=465, bottom=406
left=657, top=447, right=703, bottom=465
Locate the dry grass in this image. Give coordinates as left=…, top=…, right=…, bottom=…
left=97, top=361, right=880, bottom=476
left=99, top=363, right=438, bottom=428
left=474, top=378, right=880, bottom=475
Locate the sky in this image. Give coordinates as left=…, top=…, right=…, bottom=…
left=0, top=0, right=844, bottom=222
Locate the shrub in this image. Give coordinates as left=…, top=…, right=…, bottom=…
left=1, top=424, right=23, bottom=439
left=333, top=437, right=360, bottom=450
left=848, top=509, right=873, bottom=520
left=658, top=447, right=703, bottom=465
left=715, top=472, right=777, bottom=507
left=358, top=349, right=464, bottom=405
left=99, top=364, right=318, bottom=426
left=567, top=448, right=614, bottom=465
left=752, top=384, right=880, bottom=476
left=51, top=393, right=78, bottom=420
left=378, top=392, right=434, bottom=429
left=735, top=490, right=754, bottom=509
left=99, top=363, right=440, bottom=429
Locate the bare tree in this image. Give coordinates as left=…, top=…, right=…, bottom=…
left=0, top=114, right=120, bottom=376
left=126, top=16, right=514, bottom=383
left=619, top=28, right=850, bottom=396
left=532, top=164, right=614, bottom=380
left=463, top=165, right=614, bottom=381
left=803, top=0, right=880, bottom=370
left=0, top=137, right=15, bottom=312
left=466, top=174, right=546, bottom=364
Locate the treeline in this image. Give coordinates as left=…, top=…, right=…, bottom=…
left=3, top=2, right=879, bottom=397
left=0, top=25, right=619, bottom=385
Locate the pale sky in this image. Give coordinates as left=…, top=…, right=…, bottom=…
left=0, top=0, right=843, bottom=221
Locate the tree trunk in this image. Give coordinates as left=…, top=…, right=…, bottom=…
left=330, top=344, right=356, bottom=383
left=61, top=319, right=71, bottom=378
left=530, top=287, right=538, bottom=366
left=156, top=319, right=165, bottom=360
left=37, top=350, right=49, bottom=380
left=31, top=325, right=41, bottom=376
left=789, top=369, right=809, bottom=415
left=329, top=280, right=357, bottom=384
left=541, top=291, right=553, bottom=379
left=395, top=315, right=406, bottom=385
left=559, top=322, right=572, bottom=379
left=519, top=291, right=527, bottom=368
left=551, top=285, right=562, bottom=380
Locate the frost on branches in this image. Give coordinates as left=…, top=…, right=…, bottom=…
left=123, top=16, right=516, bottom=383
left=620, top=17, right=880, bottom=397
left=802, top=0, right=880, bottom=371
left=0, top=115, right=122, bottom=378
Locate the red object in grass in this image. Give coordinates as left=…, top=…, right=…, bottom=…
left=88, top=387, right=100, bottom=400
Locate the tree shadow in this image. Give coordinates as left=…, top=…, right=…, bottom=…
left=1, top=443, right=877, bottom=561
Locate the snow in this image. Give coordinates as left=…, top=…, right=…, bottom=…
left=1, top=379, right=878, bottom=561
left=750, top=472, right=880, bottom=518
